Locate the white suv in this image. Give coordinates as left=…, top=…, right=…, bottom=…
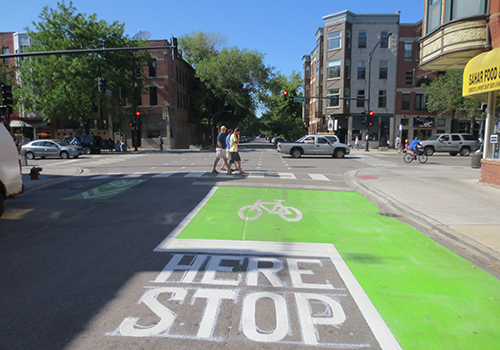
left=0, top=123, right=23, bottom=217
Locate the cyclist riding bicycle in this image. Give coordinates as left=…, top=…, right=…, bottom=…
left=408, top=137, right=423, bottom=159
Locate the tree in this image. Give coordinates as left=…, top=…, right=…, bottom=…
left=179, top=31, right=271, bottom=144
left=423, top=70, right=482, bottom=131
left=15, top=1, right=151, bottom=131
left=260, top=71, right=305, bottom=141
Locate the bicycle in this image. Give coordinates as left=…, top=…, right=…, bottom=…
left=238, top=199, right=303, bottom=222
left=403, top=150, right=428, bottom=164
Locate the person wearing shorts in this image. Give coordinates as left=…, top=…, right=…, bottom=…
left=212, top=126, right=230, bottom=174
left=221, top=129, right=233, bottom=172
left=229, top=128, right=244, bottom=174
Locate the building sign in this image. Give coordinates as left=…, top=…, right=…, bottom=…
left=413, top=116, right=434, bottom=128
left=463, top=48, right=500, bottom=98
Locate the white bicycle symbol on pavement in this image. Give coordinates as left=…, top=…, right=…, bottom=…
left=238, top=199, right=303, bottom=222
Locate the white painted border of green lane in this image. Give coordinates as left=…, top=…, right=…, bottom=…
left=154, top=186, right=402, bottom=350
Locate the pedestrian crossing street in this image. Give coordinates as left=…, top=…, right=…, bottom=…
left=87, top=171, right=341, bottom=182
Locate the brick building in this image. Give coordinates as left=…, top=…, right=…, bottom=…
left=419, top=0, right=500, bottom=185
left=394, top=22, right=443, bottom=144
left=1, top=32, right=200, bottom=149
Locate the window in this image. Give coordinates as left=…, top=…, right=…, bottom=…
left=415, top=94, right=428, bottom=110
left=437, top=119, right=446, bottom=127
left=357, top=90, right=365, bottom=108
left=379, top=61, right=388, bottom=79
left=380, top=31, right=390, bottom=48
left=357, top=61, right=366, bottom=79
left=327, top=60, right=341, bottom=79
left=427, top=0, right=442, bottom=33
left=450, top=0, right=485, bottom=21
left=378, top=90, right=387, bottom=108
left=404, top=43, right=413, bottom=61
left=358, top=31, right=367, bottom=48
left=149, top=60, right=157, bottom=77
left=401, top=94, right=411, bottom=110
left=327, top=89, right=340, bottom=107
left=328, top=30, right=342, bottom=50
left=149, top=86, right=158, bottom=105
left=2, top=47, right=9, bottom=64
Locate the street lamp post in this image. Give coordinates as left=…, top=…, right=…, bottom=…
left=366, top=32, right=392, bottom=151
left=112, top=33, right=139, bottom=151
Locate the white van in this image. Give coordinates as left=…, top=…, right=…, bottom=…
left=0, top=123, right=23, bottom=217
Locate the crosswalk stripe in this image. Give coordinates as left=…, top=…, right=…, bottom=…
left=248, top=172, right=265, bottom=178
left=279, top=172, right=297, bottom=180
left=184, top=171, right=205, bottom=178
left=309, top=173, right=330, bottom=181
left=152, top=172, right=176, bottom=178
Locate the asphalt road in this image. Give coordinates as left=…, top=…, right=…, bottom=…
left=1, top=140, right=497, bottom=350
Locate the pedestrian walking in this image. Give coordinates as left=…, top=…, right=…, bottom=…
left=229, top=128, right=244, bottom=174
left=221, top=129, right=233, bottom=172
left=159, top=135, right=164, bottom=151
left=355, top=136, right=359, bottom=150
left=212, top=126, right=230, bottom=174
left=396, top=136, right=401, bottom=153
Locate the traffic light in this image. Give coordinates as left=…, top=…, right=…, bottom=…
left=405, top=70, right=414, bottom=85
left=1, top=83, right=13, bottom=115
left=283, top=90, right=288, bottom=100
left=98, top=77, right=106, bottom=92
left=368, top=111, right=374, bottom=127
left=119, top=86, right=126, bottom=99
left=135, top=111, right=140, bottom=117
left=361, top=112, right=366, bottom=125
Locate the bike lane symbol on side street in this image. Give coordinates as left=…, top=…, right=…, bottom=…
left=64, top=179, right=147, bottom=200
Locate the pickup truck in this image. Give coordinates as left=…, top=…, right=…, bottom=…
left=277, top=134, right=350, bottom=158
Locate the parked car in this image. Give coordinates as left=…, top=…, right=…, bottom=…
left=63, top=135, right=103, bottom=154
left=420, top=133, right=478, bottom=156
left=0, top=123, right=23, bottom=217
left=278, top=134, right=350, bottom=158
left=22, top=139, right=81, bottom=160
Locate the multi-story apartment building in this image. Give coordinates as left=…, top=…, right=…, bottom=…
left=419, top=0, right=500, bottom=185
left=1, top=32, right=199, bottom=149
left=303, top=11, right=399, bottom=147
left=395, top=22, right=443, bottom=144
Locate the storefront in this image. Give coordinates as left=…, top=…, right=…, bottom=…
left=10, top=119, right=49, bottom=143
left=463, top=47, right=500, bottom=186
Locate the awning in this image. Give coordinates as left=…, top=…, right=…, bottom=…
left=10, top=120, right=48, bottom=128
left=463, top=47, right=500, bottom=100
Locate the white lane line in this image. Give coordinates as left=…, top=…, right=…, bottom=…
left=185, top=171, right=205, bottom=178
left=309, top=173, right=329, bottom=181
left=279, top=172, right=297, bottom=180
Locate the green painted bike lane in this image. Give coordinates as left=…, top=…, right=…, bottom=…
left=174, top=186, right=500, bottom=350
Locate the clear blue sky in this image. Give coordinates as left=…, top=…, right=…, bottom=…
left=0, top=0, right=424, bottom=77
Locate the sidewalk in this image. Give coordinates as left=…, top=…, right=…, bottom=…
left=346, top=157, right=500, bottom=270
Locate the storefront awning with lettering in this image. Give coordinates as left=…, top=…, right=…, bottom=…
left=10, top=120, right=48, bottom=128
left=463, top=47, right=500, bottom=101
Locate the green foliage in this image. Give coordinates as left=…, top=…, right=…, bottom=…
left=15, top=1, right=151, bottom=128
left=423, top=70, right=481, bottom=119
left=179, top=31, right=271, bottom=142
left=260, top=71, right=306, bottom=140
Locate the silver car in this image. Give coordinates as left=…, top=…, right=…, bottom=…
left=420, top=133, right=478, bottom=156
left=22, top=139, right=82, bottom=160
